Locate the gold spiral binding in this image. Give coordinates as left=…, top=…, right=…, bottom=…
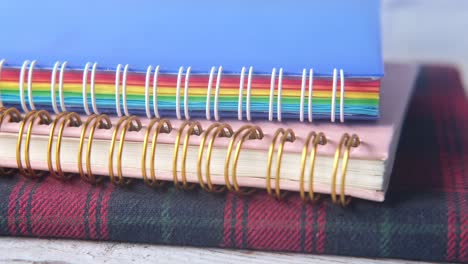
left=266, top=128, right=296, bottom=199
left=299, top=131, right=327, bottom=202
left=77, top=114, right=112, bottom=184
left=173, top=120, right=203, bottom=190
left=197, top=123, right=233, bottom=193
left=224, top=125, right=263, bottom=195
left=47, top=112, right=82, bottom=181
left=16, top=110, right=52, bottom=178
left=331, top=133, right=360, bottom=207
left=0, top=105, right=363, bottom=206
left=108, top=115, right=142, bottom=186
left=0, top=107, right=22, bottom=176
left=141, top=118, right=172, bottom=187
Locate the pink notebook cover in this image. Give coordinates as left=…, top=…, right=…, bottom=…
left=0, top=64, right=418, bottom=201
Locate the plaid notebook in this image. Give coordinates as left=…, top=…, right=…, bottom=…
left=0, top=66, right=466, bottom=263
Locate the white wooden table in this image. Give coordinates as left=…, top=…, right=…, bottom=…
left=0, top=237, right=427, bottom=264
left=1, top=0, right=466, bottom=263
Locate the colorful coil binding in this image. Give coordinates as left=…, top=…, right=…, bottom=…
left=1, top=107, right=360, bottom=206
left=1, top=59, right=348, bottom=123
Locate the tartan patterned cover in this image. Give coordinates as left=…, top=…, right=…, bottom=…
left=0, top=66, right=466, bottom=263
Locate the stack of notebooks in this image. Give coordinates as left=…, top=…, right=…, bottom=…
left=2, top=0, right=461, bottom=263
left=0, top=0, right=397, bottom=203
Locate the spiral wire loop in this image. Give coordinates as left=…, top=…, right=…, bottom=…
left=0, top=107, right=22, bottom=176
left=299, top=131, right=327, bottom=202
left=172, top=121, right=203, bottom=190
left=108, top=116, right=142, bottom=185
left=16, top=110, right=52, bottom=178
left=331, top=133, right=360, bottom=206
left=77, top=114, right=112, bottom=184
left=266, top=128, right=296, bottom=199
left=224, top=125, right=263, bottom=195
left=197, top=123, right=233, bottom=193
left=141, top=118, right=172, bottom=187
left=47, top=112, right=82, bottom=180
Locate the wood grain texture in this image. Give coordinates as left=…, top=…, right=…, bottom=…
left=0, top=237, right=427, bottom=264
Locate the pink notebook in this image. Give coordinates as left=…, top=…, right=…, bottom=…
left=0, top=64, right=418, bottom=203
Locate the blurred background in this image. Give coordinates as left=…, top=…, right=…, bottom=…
left=383, top=0, right=468, bottom=89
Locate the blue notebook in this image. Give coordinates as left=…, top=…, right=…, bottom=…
left=0, top=0, right=382, bottom=122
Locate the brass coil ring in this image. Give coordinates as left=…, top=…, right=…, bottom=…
left=224, top=125, right=263, bottom=195
left=77, top=114, right=112, bottom=184
left=0, top=107, right=22, bottom=176
left=266, top=128, right=296, bottom=199
left=0, top=108, right=22, bottom=123
left=16, top=110, right=52, bottom=178
left=141, top=118, right=172, bottom=187
left=331, top=133, right=360, bottom=206
left=47, top=112, right=82, bottom=180
left=108, top=115, right=142, bottom=185
left=299, top=131, right=327, bottom=202
left=197, top=123, right=233, bottom=193
left=173, top=120, right=203, bottom=190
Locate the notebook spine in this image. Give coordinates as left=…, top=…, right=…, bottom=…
left=1, top=107, right=360, bottom=206
left=0, top=59, right=348, bottom=123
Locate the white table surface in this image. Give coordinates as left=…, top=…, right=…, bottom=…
left=2, top=0, right=466, bottom=263
left=0, top=237, right=428, bottom=264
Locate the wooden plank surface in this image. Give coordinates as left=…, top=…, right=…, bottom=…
left=0, top=237, right=427, bottom=264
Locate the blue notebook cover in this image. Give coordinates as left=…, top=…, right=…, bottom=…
left=0, top=0, right=382, bottom=77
